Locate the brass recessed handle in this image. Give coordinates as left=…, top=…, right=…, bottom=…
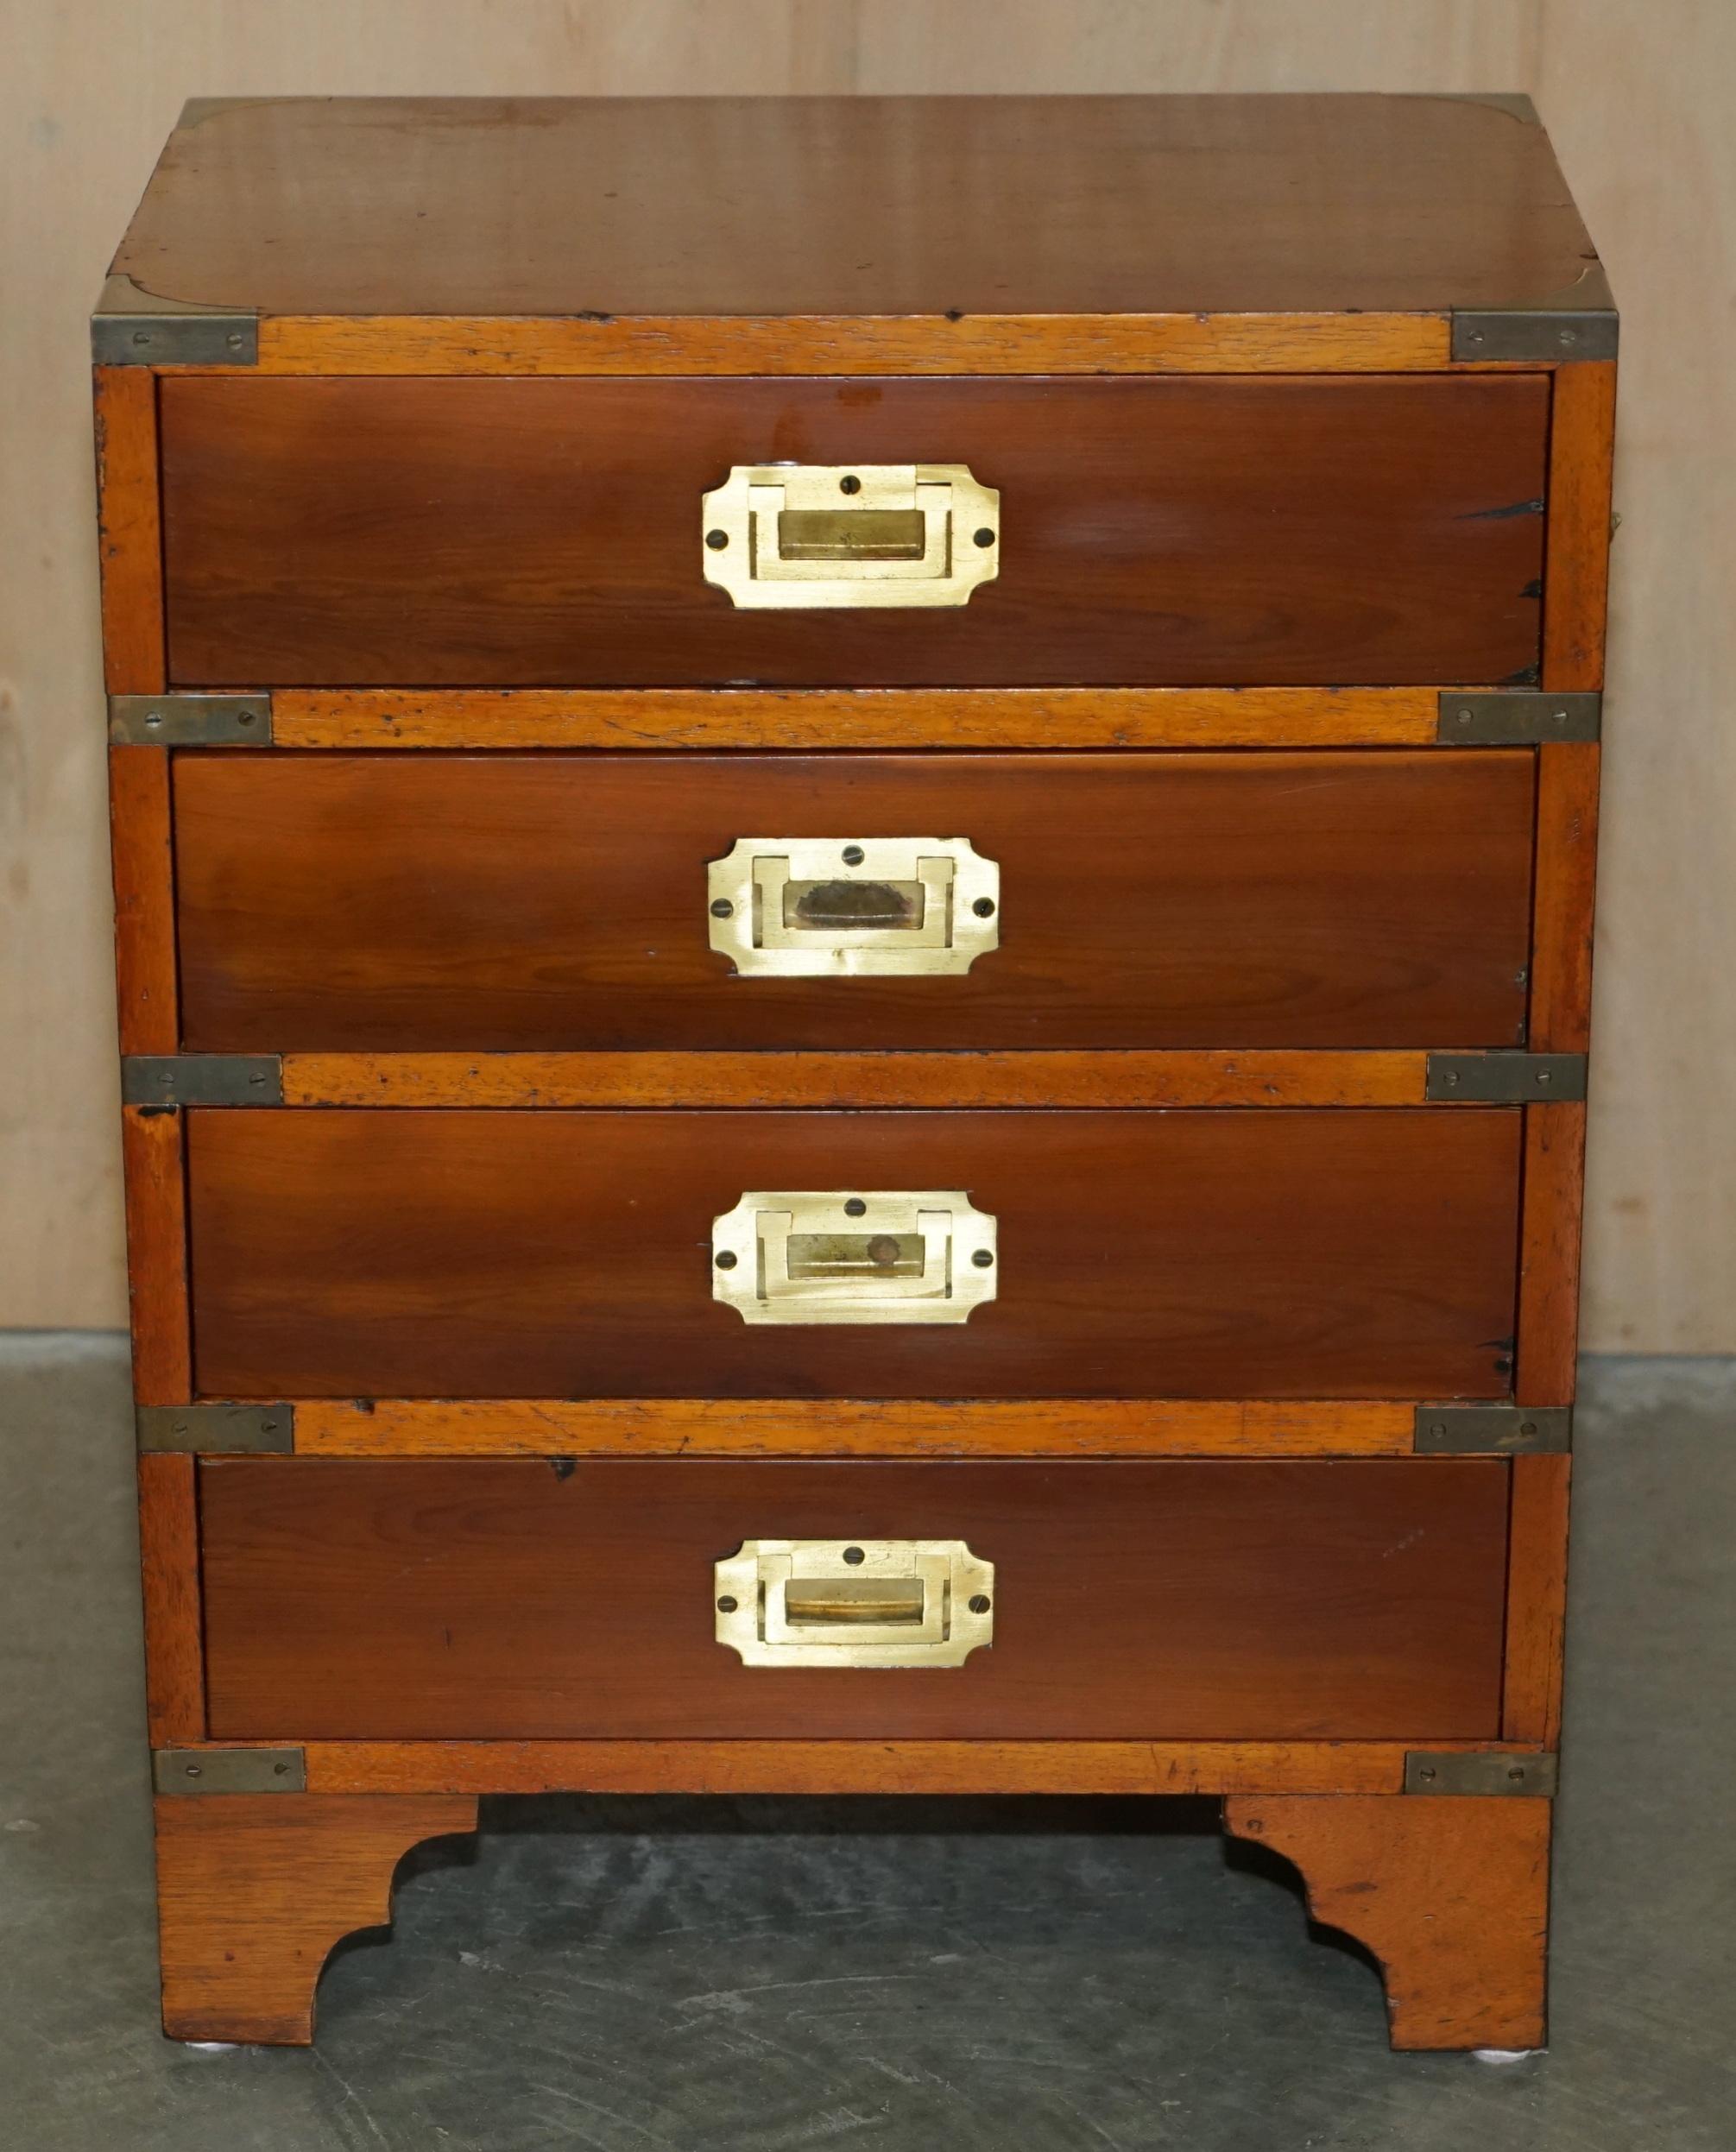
left=716, top=1539, right=995, bottom=1667
left=701, top=464, right=1001, bottom=609
left=712, top=1190, right=998, bottom=1327
left=707, top=836, right=1000, bottom=978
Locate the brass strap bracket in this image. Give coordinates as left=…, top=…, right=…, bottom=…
left=1450, top=306, right=1618, bottom=363
left=1404, top=1752, right=1558, bottom=1797
left=137, top=1404, right=295, bottom=1455
left=1436, top=691, right=1600, bottom=744
left=1413, top=1404, right=1571, bottom=1455
left=1424, top=1051, right=1587, bottom=1103
left=92, top=274, right=259, bottom=366
left=123, top=1056, right=284, bottom=1108
left=154, top=1749, right=306, bottom=1795
left=109, top=693, right=273, bottom=746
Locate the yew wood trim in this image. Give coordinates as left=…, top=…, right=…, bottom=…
left=121, top=1106, right=191, bottom=1404
left=290, top=1398, right=1417, bottom=1459
left=155, top=1792, right=478, bottom=2044
left=138, top=1453, right=205, bottom=1745
left=1515, top=1101, right=1588, bottom=1405
left=1503, top=1455, right=1571, bottom=1745
left=281, top=1050, right=1436, bottom=1112
left=1225, top=1793, right=1550, bottom=2050
left=165, top=311, right=1461, bottom=378
left=1529, top=743, right=1600, bottom=1054
left=166, top=1739, right=1546, bottom=1798
left=108, top=747, right=179, bottom=1054
left=271, top=686, right=1446, bottom=751
left=92, top=366, right=165, bottom=693
left=1542, top=361, right=1617, bottom=691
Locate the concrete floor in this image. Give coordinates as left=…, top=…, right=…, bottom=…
left=1, top=1337, right=1732, bottom=2150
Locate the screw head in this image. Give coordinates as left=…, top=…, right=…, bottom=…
left=710, top=898, right=734, bottom=918
left=842, top=844, right=865, bottom=867
left=972, top=897, right=995, bottom=918
left=843, top=1198, right=868, bottom=1217
left=705, top=528, right=729, bottom=551
left=971, top=1248, right=994, bottom=1268
left=714, top=1249, right=738, bottom=1270
left=973, top=527, right=995, bottom=547
left=226, top=331, right=245, bottom=350
left=839, top=474, right=862, bottom=495
left=969, top=1593, right=992, bottom=1615
left=716, top=1595, right=738, bottom=1613
left=843, top=1545, right=866, bottom=1565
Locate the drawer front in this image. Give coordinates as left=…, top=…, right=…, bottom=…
left=174, top=750, right=1535, bottom=1053
left=159, top=375, right=1548, bottom=688
left=186, top=1108, right=1520, bottom=1399
left=198, top=1458, right=1510, bottom=1740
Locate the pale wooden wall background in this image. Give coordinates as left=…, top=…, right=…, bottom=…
left=3, top=2, right=1731, bottom=1347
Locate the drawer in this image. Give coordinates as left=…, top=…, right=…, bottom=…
left=174, top=750, right=1535, bottom=1053
left=158, top=375, right=1548, bottom=688
left=185, top=1108, right=1520, bottom=1400
left=198, top=1458, right=1510, bottom=1740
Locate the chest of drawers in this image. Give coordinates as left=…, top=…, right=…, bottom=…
left=98, top=92, right=1612, bottom=2050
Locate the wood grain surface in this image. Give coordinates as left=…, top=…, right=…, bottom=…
left=154, top=1793, right=477, bottom=2044
left=92, top=366, right=163, bottom=694
left=121, top=1106, right=189, bottom=1404
left=1543, top=362, right=1618, bottom=691
left=158, top=375, right=1549, bottom=688
left=292, top=1398, right=1417, bottom=1459
left=293, top=1739, right=1536, bottom=1798
left=108, top=747, right=177, bottom=1054
left=174, top=752, right=1537, bottom=1052
left=271, top=686, right=1445, bottom=749
left=1225, top=1794, right=1550, bottom=2049
left=184, top=1108, right=1524, bottom=1400
left=117, top=95, right=1600, bottom=320
left=197, top=1457, right=1511, bottom=1741
left=137, top=1453, right=204, bottom=1745
left=1502, top=1453, right=1571, bottom=1746
left=1516, top=1101, right=1588, bottom=1406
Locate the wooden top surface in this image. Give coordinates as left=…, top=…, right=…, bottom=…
left=110, top=93, right=1606, bottom=320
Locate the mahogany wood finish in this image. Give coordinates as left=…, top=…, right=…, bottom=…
left=1543, top=363, right=1618, bottom=691
left=92, top=366, right=164, bottom=694
left=174, top=752, right=1536, bottom=1053
left=281, top=1051, right=1436, bottom=1112
left=184, top=1108, right=1523, bottom=1401
left=293, top=1398, right=1415, bottom=1460
left=294, top=1740, right=1533, bottom=1798
left=1516, top=1101, right=1588, bottom=1406
left=117, top=96, right=1600, bottom=329
left=108, top=747, right=178, bottom=1054
left=1530, top=744, right=1601, bottom=1054
left=273, top=686, right=1446, bottom=749
left=1225, top=1795, right=1550, bottom=2050
left=137, top=1454, right=204, bottom=1745
left=120, top=1107, right=189, bottom=1404
left=1503, top=1455, right=1572, bottom=1746
left=197, top=1457, right=1510, bottom=1741
left=158, top=375, right=1549, bottom=689
left=154, top=1793, right=477, bottom=2044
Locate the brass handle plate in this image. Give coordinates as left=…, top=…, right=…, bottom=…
left=701, top=464, right=1001, bottom=609
left=712, top=1190, right=998, bottom=1326
left=715, top=1538, right=994, bottom=1668
left=707, top=836, right=1000, bottom=977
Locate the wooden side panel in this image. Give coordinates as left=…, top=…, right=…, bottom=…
left=173, top=752, right=1537, bottom=1054
left=137, top=1453, right=204, bottom=1745
left=184, top=1108, right=1524, bottom=1401
left=1225, top=1795, right=1550, bottom=2050
left=197, top=1458, right=1512, bottom=1741
left=1503, top=1454, right=1571, bottom=1746
left=121, top=1107, right=190, bottom=1404
left=93, top=367, right=164, bottom=694
left=1516, top=1101, right=1588, bottom=1406
left=1543, top=362, right=1617, bottom=691
left=155, top=1793, right=477, bottom=2045
left=1529, top=743, right=1600, bottom=1055
left=158, top=375, right=1549, bottom=689
left=109, top=747, right=178, bottom=1054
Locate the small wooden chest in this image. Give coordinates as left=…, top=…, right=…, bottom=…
left=98, top=92, right=1612, bottom=2049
